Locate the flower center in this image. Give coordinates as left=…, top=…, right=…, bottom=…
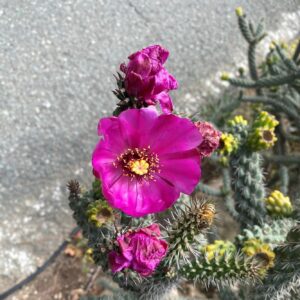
left=114, top=146, right=159, bottom=181
left=262, top=129, right=273, bottom=142
left=128, top=159, right=149, bottom=175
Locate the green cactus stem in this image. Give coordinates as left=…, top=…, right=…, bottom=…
left=236, top=219, right=298, bottom=248
left=181, top=251, right=266, bottom=287
left=230, top=150, right=267, bottom=229
left=164, top=200, right=215, bottom=268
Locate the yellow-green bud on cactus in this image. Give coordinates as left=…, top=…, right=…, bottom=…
left=280, top=41, right=288, bottom=50
left=269, top=41, right=276, bottom=50
left=265, top=190, right=293, bottom=217
left=248, top=127, right=277, bottom=150
left=219, top=133, right=239, bottom=156
left=86, top=200, right=114, bottom=227
left=289, top=38, right=300, bottom=58
left=220, top=72, right=230, bottom=81
left=83, top=247, right=94, bottom=264
left=203, top=240, right=236, bottom=261
left=235, top=6, right=244, bottom=17
left=242, top=239, right=275, bottom=270
left=247, top=111, right=279, bottom=151
left=253, top=111, right=279, bottom=129
left=227, top=115, right=248, bottom=127
left=219, top=156, right=229, bottom=166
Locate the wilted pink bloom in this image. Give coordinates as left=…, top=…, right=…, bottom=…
left=108, top=224, right=168, bottom=276
left=92, top=108, right=202, bottom=217
left=195, top=121, right=221, bottom=157
left=120, top=45, right=178, bottom=114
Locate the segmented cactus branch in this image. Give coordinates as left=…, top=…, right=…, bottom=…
left=236, top=219, right=298, bottom=248
left=164, top=199, right=215, bottom=268
left=263, top=154, right=300, bottom=165
left=181, top=252, right=265, bottom=287
left=254, top=225, right=300, bottom=299
left=230, top=150, right=267, bottom=228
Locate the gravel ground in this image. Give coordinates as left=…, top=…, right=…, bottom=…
left=0, top=0, right=300, bottom=293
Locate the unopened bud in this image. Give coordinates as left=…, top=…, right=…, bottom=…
left=235, top=7, right=244, bottom=17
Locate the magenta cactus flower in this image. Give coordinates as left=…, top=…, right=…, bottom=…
left=92, top=108, right=202, bottom=217
left=120, top=45, right=178, bottom=114
left=194, top=121, right=221, bottom=157
left=108, top=224, right=168, bottom=276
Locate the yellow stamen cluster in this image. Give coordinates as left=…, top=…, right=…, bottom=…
left=128, top=159, right=149, bottom=175
left=114, top=146, right=160, bottom=181
left=203, top=240, right=236, bottom=261
left=265, top=190, right=293, bottom=217
left=227, top=115, right=248, bottom=127
left=219, top=133, right=239, bottom=156
left=86, top=200, right=114, bottom=228
left=248, top=111, right=279, bottom=151
left=242, top=239, right=275, bottom=270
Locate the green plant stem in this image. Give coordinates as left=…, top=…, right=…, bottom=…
left=284, top=133, right=300, bottom=142
left=263, top=154, right=300, bottom=165
left=196, top=182, right=225, bottom=197
left=248, top=43, right=258, bottom=80
left=276, top=44, right=298, bottom=72
left=228, top=71, right=300, bottom=88
left=238, top=15, right=254, bottom=43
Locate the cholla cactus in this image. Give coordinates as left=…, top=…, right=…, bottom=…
left=66, top=10, right=300, bottom=299
left=165, top=200, right=215, bottom=268
left=265, top=190, right=293, bottom=217
left=229, top=130, right=267, bottom=227
left=181, top=251, right=267, bottom=287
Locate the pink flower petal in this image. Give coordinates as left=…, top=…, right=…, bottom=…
left=149, top=114, right=202, bottom=154
left=139, top=224, right=161, bottom=237
left=117, top=235, right=134, bottom=261
left=154, top=92, right=173, bottom=114
left=108, top=251, right=130, bottom=273
left=153, top=67, right=178, bottom=95
left=98, top=117, right=128, bottom=154
left=102, top=175, right=138, bottom=214
left=118, top=108, right=158, bottom=148
left=146, top=45, right=169, bottom=65
left=159, top=150, right=201, bottom=194
left=127, top=53, right=152, bottom=77
left=134, top=176, right=180, bottom=216
left=168, top=73, right=178, bottom=90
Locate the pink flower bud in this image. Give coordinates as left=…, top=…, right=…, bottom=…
left=120, top=45, right=178, bottom=114
left=195, top=121, right=221, bottom=157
